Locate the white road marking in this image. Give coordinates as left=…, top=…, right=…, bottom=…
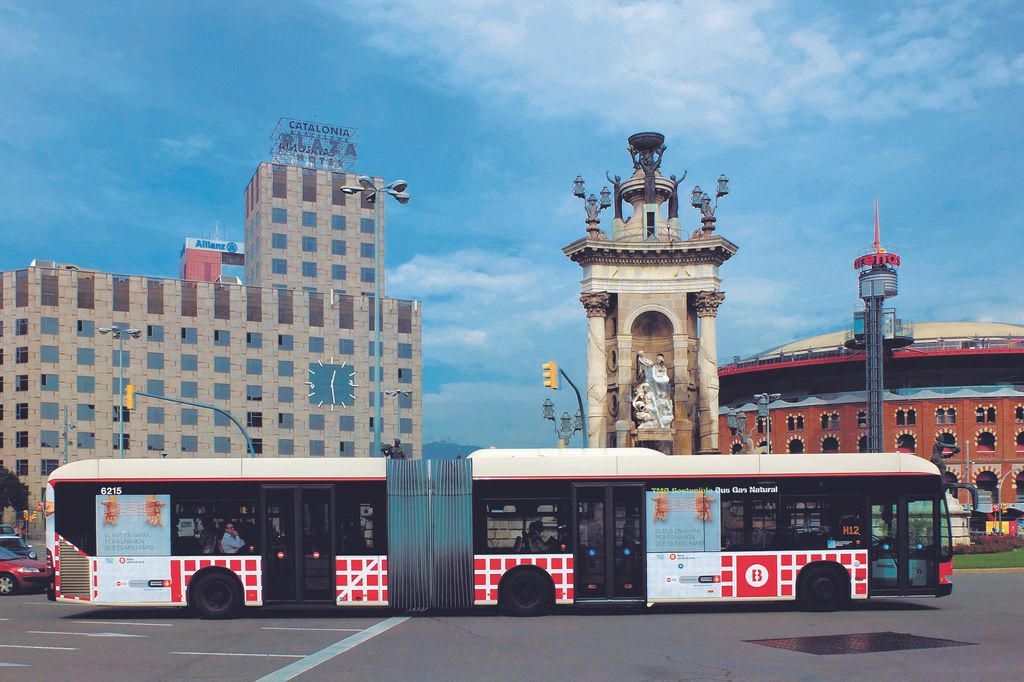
left=27, top=630, right=147, bottom=638
left=0, top=644, right=78, bottom=651
left=24, top=602, right=52, bottom=606
left=72, top=620, right=173, bottom=627
left=172, top=652, right=305, bottom=658
left=0, top=662, right=30, bottom=667
left=260, top=626, right=363, bottom=632
left=256, top=616, right=409, bottom=682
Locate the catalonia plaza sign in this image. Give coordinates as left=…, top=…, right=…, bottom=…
left=270, top=117, right=358, bottom=171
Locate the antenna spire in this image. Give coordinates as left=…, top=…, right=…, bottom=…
left=873, top=197, right=883, bottom=254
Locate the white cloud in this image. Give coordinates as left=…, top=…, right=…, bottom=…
left=319, top=0, right=1023, bottom=139
left=157, top=134, right=215, bottom=162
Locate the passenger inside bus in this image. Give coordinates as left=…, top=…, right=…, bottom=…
left=514, top=520, right=562, bottom=553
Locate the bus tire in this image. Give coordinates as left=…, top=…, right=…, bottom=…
left=0, top=573, right=17, bottom=596
left=797, top=564, right=849, bottom=612
left=189, top=570, right=242, bottom=619
left=500, top=569, right=553, bottom=617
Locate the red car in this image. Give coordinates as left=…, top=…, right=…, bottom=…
left=0, top=545, right=52, bottom=595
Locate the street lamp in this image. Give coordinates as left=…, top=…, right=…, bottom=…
left=690, top=173, right=730, bottom=235
left=572, top=175, right=612, bottom=238
left=753, top=393, right=781, bottom=454
left=99, top=325, right=141, bottom=458
left=340, top=177, right=410, bottom=458
left=542, top=398, right=583, bottom=447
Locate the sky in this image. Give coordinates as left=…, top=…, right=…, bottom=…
left=1, top=0, right=1022, bottom=448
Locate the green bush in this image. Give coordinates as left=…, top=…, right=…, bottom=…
left=954, top=534, right=1024, bottom=555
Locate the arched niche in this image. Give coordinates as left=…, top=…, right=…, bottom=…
left=629, top=310, right=675, bottom=369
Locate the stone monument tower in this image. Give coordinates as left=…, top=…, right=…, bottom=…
left=563, top=133, right=738, bottom=454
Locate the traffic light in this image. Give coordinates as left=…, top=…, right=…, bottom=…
left=542, top=362, right=559, bottom=390
left=124, top=383, right=137, bottom=410
left=22, top=510, right=29, bottom=521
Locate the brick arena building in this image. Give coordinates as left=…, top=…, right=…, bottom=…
left=717, top=322, right=1024, bottom=509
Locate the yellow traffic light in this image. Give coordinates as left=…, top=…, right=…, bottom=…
left=22, top=509, right=29, bottom=521
left=542, top=362, right=559, bottom=390
left=124, top=383, right=137, bottom=410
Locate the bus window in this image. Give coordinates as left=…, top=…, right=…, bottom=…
left=778, top=496, right=864, bottom=551
left=720, top=492, right=777, bottom=550
left=171, top=499, right=258, bottom=556
left=335, top=483, right=386, bottom=555
left=939, top=495, right=952, bottom=562
left=907, top=499, right=936, bottom=586
left=481, top=499, right=568, bottom=554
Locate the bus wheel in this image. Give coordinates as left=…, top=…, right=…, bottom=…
left=0, top=573, right=16, bottom=596
left=189, top=571, right=242, bottom=619
left=500, top=570, right=553, bottom=617
left=797, top=565, right=849, bottom=612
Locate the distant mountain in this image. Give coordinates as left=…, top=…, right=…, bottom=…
left=422, top=440, right=482, bottom=460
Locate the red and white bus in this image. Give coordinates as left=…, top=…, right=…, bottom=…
left=45, top=449, right=952, bottom=617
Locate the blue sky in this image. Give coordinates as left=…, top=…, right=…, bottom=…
left=2, top=1, right=1022, bottom=448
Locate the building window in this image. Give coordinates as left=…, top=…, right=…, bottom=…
left=339, top=415, right=355, bottom=431
left=147, top=434, right=165, bottom=452
left=181, top=435, right=198, bottom=453
left=309, top=414, right=325, bottom=431
left=331, top=240, right=347, bottom=257
left=278, top=360, right=294, bottom=377
left=214, top=383, right=230, bottom=400
left=247, top=412, right=263, bottom=428
left=272, top=164, right=287, bottom=198
left=214, top=356, right=231, bottom=374
left=278, top=439, right=294, bottom=456
left=15, top=347, right=28, bottom=363
left=77, top=375, right=95, bottom=393
left=302, top=262, right=317, bottom=278
left=77, top=319, right=95, bottom=337
left=15, top=403, right=28, bottom=419
left=337, top=295, right=354, bottom=329
left=41, top=374, right=59, bottom=391
left=302, top=236, right=317, bottom=253
left=272, top=258, right=288, bottom=275
left=246, top=287, right=262, bottom=322
left=181, top=354, right=198, bottom=371
left=181, top=327, right=198, bottom=344
left=975, top=406, right=997, bottom=423
left=246, top=331, right=262, bottom=349
left=147, top=324, right=164, bottom=342
left=278, top=334, right=294, bottom=350
left=113, top=405, right=130, bottom=423
left=398, top=368, right=412, bottom=384
left=214, top=285, right=231, bottom=320
left=15, top=375, right=28, bottom=391
left=302, top=168, right=317, bottom=202
left=213, top=329, right=230, bottom=347
left=896, top=433, right=916, bottom=453
left=302, top=211, right=317, bottom=228
left=896, top=408, right=916, bottom=426
left=400, top=418, right=413, bottom=435
left=214, top=437, right=231, bottom=454
left=821, top=436, right=840, bottom=453
left=246, top=384, right=263, bottom=402
left=77, top=432, right=95, bottom=449
left=77, top=404, right=95, bottom=422
left=360, top=242, right=375, bottom=258
left=147, top=352, right=164, bottom=370
left=272, top=207, right=287, bottom=225
left=278, top=386, right=294, bottom=403
left=309, top=440, right=325, bottom=457
left=251, top=438, right=263, bottom=455
left=332, top=214, right=346, bottom=230
left=181, top=282, right=198, bottom=317
left=112, top=276, right=130, bottom=312
left=41, top=317, right=59, bottom=334
left=181, top=408, right=198, bottom=426
left=309, top=292, right=324, bottom=327
left=398, top=343, right=413, bottom=359
left=360, top=267, right=375, bottom=284
left=15, top=431, right=29, bottom=448
left=77, top=275, right=95, bottom=309
left=16, top=459, right=29, bottom=475
left=1015, top=406, right=1024, bottom=422
left=114, top=433, right=130, bottom=451
left=339, top=441, right=354, bottom=457
left=181, top=381, right=198, bottom=399
left=278, top=289, right=293, bottom=324
left=15, top=318, right=28, bottom=335
left=147, top=279, right=164, bottom=314
left=147, top=407, right=164, bottom=424
left=820, top=412, right=839, bottom=430
left=787, top=439, right=804, bottom=454
left=331, top=264, right=347, bottom=280
left=786, top=414, right=803, bottom=431
left=309, top=337, right=324, bottom=353
left=398, top=392, right=412, bottom=409
left=331, top=173, right=347, bottom=207
left=398, top=301, right=414, bottom=333
left=246, top=359, right=263, bottom=375
left=278, top=413, right=294, bottom=429
left=39, top=346, right=58, bottom=363
left=272, top=233, right=287, bottom=249
left=360, top=218, right=375, bottom=234
left=977, top=431, right=996, bottom=452
left=146, top=379, right=164, bottom=396
left=40, top=272, right=58, bottom=306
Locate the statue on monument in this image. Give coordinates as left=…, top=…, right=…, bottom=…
left=668, top=172, right=687, bottom=220
left=632, top=351, right=674, bottom=429
left=605, top=171, right=623, bottom=220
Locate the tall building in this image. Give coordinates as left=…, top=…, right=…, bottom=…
left=0, top=156, right=423, bottom=515
left=179, top=237, right=246, bottom=283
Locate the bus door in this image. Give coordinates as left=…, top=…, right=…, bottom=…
left=262, top=486, right=335, bottom=602
left=869, top=496, right=938, bottom=595
left=573, top=484, right=645, bottom=603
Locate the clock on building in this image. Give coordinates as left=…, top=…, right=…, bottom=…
left=306, top=358, right=357, bottom=410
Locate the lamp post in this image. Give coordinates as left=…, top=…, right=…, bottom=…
left=340, top=177, right=410, bottom=458
left=690, top=174, right=730, bottom=235
left=99, top=325, right=141, bottom=458
left=572, top=175, right=612, bottom=238
left=542, top=398, right=583, bottom=447
left=753, top=393, right=781, bottom=454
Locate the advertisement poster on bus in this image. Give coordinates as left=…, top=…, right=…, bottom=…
left=94, top=556, right=174, bottom=603
left=646, top=489, right=721, bottom=553
left=95, top=494, right=171, bottom=556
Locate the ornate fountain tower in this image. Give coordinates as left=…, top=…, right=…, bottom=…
left=563, top=133, right=738, bottom=454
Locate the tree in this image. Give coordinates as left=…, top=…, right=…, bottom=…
left=0, top=466, right=30, bottom=518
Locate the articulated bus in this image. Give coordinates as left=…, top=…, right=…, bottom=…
left=44, top=449, right=952, bottom=618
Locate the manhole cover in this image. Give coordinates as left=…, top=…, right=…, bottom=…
left=747, top=631, right=975, bottom=656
